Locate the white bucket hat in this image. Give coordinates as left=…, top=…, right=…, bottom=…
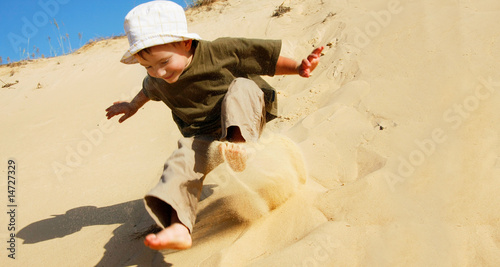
left=121, top=0, right=201, bottom=64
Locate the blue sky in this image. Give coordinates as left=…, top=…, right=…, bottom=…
left=0, top=0, right=190, bottom=63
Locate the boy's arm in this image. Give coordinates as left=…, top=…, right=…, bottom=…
left=275, top=46, right=324, bottom=77
left=105, top=90, right=150, bottom=123
left=130, top=89, right=150, bottom=110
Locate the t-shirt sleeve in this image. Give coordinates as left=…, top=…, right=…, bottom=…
left=214, top=38, right=282, bottom=77
left=141, top=75, right=161, bottom=101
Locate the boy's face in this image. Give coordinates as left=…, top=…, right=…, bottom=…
left=135, top=40, right=193, bottom=84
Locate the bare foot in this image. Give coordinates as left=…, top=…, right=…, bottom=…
left=219, top=142, right=248, bottom=172
left=144, top=222, right=192, bottom=250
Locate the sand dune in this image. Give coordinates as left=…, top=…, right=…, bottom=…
left=2, top=0, right=500, bottom=266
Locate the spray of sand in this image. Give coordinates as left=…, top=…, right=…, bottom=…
left=204, top=131, right=307, bottom=222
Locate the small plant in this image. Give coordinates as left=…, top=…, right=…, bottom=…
left=187, top=0, right=218, bottom=8
left=51, top=18, right=65, bottom=55
left=1, top=79, right=19, bottom=89
left=66, top=33, right=73, bottom=52
left=272, top=3, right=291, bottom=17
left=78, top=32, right=83, bottom=47
left=48, top=36, right=57, bottom=57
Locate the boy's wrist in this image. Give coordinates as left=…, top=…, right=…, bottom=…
left=276, top=56, right=301, bottom=76
left=129, top=90, right=149, bottom=111
left=130, top=99, right=143, bottom=111
left=130, top=101, right=139, bottom=111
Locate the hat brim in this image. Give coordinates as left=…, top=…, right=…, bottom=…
left=120, top=33, right=201, bottom=64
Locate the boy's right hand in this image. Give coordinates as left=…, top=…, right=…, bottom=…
left=298, top=46, right=324, bottom=78
left=105, top=101, right=137, bottom=123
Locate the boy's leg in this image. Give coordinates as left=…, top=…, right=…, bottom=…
left=218, top=78, right=266, bottom=172
left=221, top=78, right=266, bottom=143
left=144, top=136, right=212, bottom=250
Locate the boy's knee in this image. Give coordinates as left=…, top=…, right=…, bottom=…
left=232, top=77, right=254, bottom=86
left=228, top=78, right=264, bottom=99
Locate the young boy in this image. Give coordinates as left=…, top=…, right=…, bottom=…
left=105, top=0, right=323, bottom=250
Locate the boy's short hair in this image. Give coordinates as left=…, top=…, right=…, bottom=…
left=121, top=0, right=201, bottom=64
left=135, top=40, right=198, bottom=61
left=135, top=47, right=152, bottom=61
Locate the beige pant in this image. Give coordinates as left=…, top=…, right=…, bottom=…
left=144, top=78, right=266, bottom=232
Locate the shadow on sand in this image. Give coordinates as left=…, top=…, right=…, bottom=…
left=17, top=199, right=171, bottom=266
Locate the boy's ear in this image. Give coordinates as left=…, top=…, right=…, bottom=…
left=183, top=39, right=193, bottom=51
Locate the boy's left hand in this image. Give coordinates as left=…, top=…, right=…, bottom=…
left=298, top=46, right=324, bottom=78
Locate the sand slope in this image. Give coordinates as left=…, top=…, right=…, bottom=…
left=2, top=0, right=500, bottom=266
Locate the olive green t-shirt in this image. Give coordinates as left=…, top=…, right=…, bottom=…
left=141, top=37, right=281, bottom=137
